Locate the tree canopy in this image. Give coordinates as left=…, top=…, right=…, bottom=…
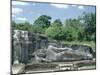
left=81, top=13, right=96, bottom=41
left=12, top=13, right=96, bottom=42
left=45, top=19, right=66, bottom=41
left=32, top=15, right=51, bottom=34
left=64, top=19, right=84, bottom=41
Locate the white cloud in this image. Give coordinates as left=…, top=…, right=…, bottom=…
left=12, top=1, right=29, bottom=6
left=71, top=5, right=77, bottom=7
left=12, top=7, right=23, bottom=14
left=78, top=6, right=84, bottom=10
left=50, top=4, right=68, bottom=8
left=16, top=17, right=27, bottom=21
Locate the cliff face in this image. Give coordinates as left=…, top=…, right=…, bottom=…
left=12, top=30, right=49, bottom=64
left=12, top=30, right=94, bottom=64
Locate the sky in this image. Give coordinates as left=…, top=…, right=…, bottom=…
left=12, top=1, right=96, bottom=24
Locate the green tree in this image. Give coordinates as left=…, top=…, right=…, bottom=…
left=65, top=19, right=83, bottom=41
left=81, top=13, right=96, bottom=41
left=12, top=21, right=17, bottom=30
left=45, top=19, right=66, bottom=41
left=21, top=22, right=32, bottom=31
left=12, top=21, right=32, bottom=31
left=33, top=15, right=51, bottom=34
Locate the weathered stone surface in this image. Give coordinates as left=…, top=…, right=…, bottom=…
left=46, top=45, right=93, bottom=61
left=12, top=64, right=25, bottom=74
left=12, top=29, right=95, bottom=74
left=12, top=30, right=49, bottom=64
left=33, top=44, right=93, bottom=63
left=12, top=29, right=94, bottom=64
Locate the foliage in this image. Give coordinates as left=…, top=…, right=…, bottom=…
left=32, top=15, right=51, bottom=34
left=81, top=13, right=96, bottom=42
left=64, top=19, right=84, bottom=41
left=11, top=21, right=32, bottom=31
left=45, top=19, right=67, bottom=41
left=12, top=13, right=96, bottom=42
left=12, top=21, right=17, bottom=30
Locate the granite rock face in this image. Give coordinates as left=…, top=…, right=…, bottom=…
left=35, top=45, right=93, bottom=62
left=12, top=30, right=49, bottom=64
left=12, top=30, right=94, bottom=64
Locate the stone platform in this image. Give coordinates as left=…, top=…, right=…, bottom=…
left=12, top=64, right=25, bottom=74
